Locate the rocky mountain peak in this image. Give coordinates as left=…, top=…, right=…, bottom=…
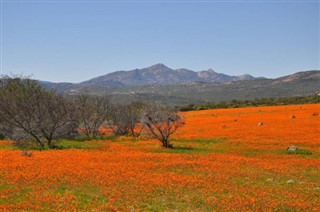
left=207, top=68, right=216, bottom=73
left=146, top=63, right=171, bottom=71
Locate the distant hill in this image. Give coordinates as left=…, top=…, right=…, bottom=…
left=36, top=65, right=320, bottom=105
left=78, top=63, right=255, bottom=87
left=38, top=80, right=74, bottom=91
left=271, top=70, right=320, bottom=84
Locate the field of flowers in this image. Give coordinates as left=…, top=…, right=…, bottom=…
left=1, top=104, right=319, bottom=211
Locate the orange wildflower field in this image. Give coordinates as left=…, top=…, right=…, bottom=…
left=1, top=104, right=319, bottom=211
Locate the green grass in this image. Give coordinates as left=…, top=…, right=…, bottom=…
left=151, top=146, right=211, bottom=154
left=0, top=144, right=16, bottom=150
left=173, top=138, right=227, bottom=144
left=150, top=138, right=227, bottom=154
left=275, top=148, right=314, bottom=157
left=73, top=135, right=115, bottom=142
left=242, top=149, right=263, bottom=157
left=0, top=139, right=106, bottom=150
left=55, top=140, right=105, bottom=149
left=286, top=149, right=312, bottom=155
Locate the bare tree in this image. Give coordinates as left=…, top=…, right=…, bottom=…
left=108, top=104, right=130, bottom=136
left=142, top=106, right=184, bottom=148
left=126, top=101, right=146, bottom=136
left=0, top=76, right=78, bottom=149
left=37, top=93, right=78, bottom=148
left=108, top=101, right=145, bottom=136
left=76, top=94, right=111, bottom=139
left=0, top=120, right=9, bottom=140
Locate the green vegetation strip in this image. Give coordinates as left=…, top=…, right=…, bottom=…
left=150, top=138, right=227, bottom=154
left=180, top=95, right=320, bottom=111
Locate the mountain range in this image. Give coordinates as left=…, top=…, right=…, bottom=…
left=77, top=63, right=255, bottom=87
left=38, top=64, right=320, bottom=105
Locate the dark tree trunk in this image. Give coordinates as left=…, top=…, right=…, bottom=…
left=162, top=139, right=173, bottom=148
left=47, top=138, right=54, bottom=149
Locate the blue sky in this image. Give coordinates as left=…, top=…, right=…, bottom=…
left=0, top=0, right=319, bottom=82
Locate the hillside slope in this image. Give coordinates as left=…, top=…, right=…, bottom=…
left=56, top=70, right=320, bottom=105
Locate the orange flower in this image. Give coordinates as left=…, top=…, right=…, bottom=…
left=0, top=104, right=319, bottom=211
